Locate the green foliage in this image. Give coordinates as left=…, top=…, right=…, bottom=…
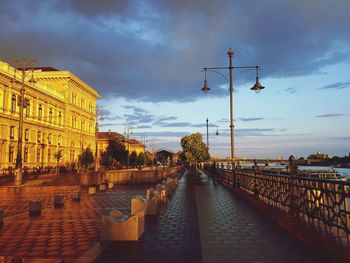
left=129, top=151, right=138, bottom=167
left=78, top=147, right=95, bottom=170
left=101, top=139, right=128, bottom=167
left=53, top=149, right=63, bottom=175
left=181, top=133, right=210, bottom=165
left=138, top=152, right=146, bottom=166
left=53, top=149, right=63, bottom=162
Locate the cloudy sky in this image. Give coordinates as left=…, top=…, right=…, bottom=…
left=1, top=0, right=350, bottom=158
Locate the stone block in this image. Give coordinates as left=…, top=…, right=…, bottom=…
left=108, top=182, right=114, bottom=189
left=88, top=186, right=96, bottom=195
left=29, top=200, right=42, bottom=216
left=73, top=191, right=81, bottom=201
left=99, top=184, right=107, bottom=191
left=0, top=210, right=3, bottom=227
left=100, top=209, right=144, bottom=241
left=54, top=195, right=64, bottom=208
left=131, top=195, right=158, bottom=216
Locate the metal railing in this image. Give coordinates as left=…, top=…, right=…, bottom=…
left=205, top=164, right=350, bottom=244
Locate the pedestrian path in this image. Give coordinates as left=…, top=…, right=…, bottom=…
left=95, top=171, right=326, bottom=263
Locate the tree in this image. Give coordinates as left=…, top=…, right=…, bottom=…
left=138, top=152, right=146, bottom=167
left=129, top=151, right=138, bottom=167
left=78, top=147, right=95, bottom=171
left=101, top=139, right=128, bottom=168
left=181, top=133, right=210, bottom=165
left=53, top=149, right=63, bottom=175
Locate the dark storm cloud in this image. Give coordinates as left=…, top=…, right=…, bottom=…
left=319, top=81, right=350, bottom=90
left=315, top=113, right=345, bottom=118
left=54, top=0, right=132, bottom=17
left=1, top=0, right=350, bottom=102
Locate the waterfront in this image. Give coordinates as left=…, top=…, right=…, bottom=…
left=235, top=163, right=350, bottom=179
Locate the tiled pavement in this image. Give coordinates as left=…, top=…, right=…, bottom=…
left=1, top=172, right=329, bottom=263
left=95, top=171, right=327, bottom=263
left=94, top=172, right=202, bottom=263
left=0, top=185, right=148, bottom=262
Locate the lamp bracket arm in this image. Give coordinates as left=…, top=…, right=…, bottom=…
left=202, top=69, right=229, bottom=83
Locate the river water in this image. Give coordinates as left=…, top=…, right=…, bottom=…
left=237, top=163, right=350, bottom=179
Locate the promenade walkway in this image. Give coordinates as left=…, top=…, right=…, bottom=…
left=95, top=171, right=326, bottom=263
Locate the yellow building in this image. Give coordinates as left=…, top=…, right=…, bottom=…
left=98, top=131, right=145, bottom=155
left=0, top=61, right=100, bottom=175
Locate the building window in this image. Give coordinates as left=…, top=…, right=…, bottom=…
left=49, top=108, right=53, bottom=123
left=72, top=116, right=77, bottom=129
left=25, top=100, right=30, bottom=117
left=70, top=150, right=75, bottom=162
left=72, top=92, right=77, bottom=104
left=38, top=104, right=42, bottom=120
left=58, top=135, right=61, bottom=146
left=11, top=94, right=16, bottom=113
left=25, top=129, right=29, bottom=141
left=48, top=149, right=51, bottom=163
left=37, top=131, right=41, bottom=143
left=10, top=126, right=15, bottom=139
left=81, top=120, right=85, bottom=131
left=37, top=148, right=41, bottom=162
left=24, top=147, right=28, bottom=163
left=48, top=133, right=52, bottom=144
left=9, top=146, right=14, bottom=162
left=81, top=98, right=85, bottom=108
left=58, top=112, right=62, bottom=126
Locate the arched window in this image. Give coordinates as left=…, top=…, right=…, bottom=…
left=25, top=100, right=30, bottom=117
left=49, top=108, right=53, bottom=123
left=24, top=147, right=29, bottom=163
left=11, top=94, right=16, bottom=113
left=58, top=112, right=62, bottom=126
left=38, top=104, right=42, bottom=120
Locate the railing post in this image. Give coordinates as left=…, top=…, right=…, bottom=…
left=253, top=161, right=260, bottom=198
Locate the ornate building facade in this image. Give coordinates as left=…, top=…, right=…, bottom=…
left=0, top=61, right=100, bottom=175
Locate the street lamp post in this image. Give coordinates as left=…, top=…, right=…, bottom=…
left=201, top=48, right=265, bottom=161
left=12, top=59, right=36, bottom=186
left=206, top=118, right=209, bottom=149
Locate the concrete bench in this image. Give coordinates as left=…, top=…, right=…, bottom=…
left=88, top=186, right=96, bottom=195
left=131, top=194, right=158, bottom=216
left=29, top=200, right=42, bottom=216
left=54, top=195, right=64, bottom=208
left=0, top=210, right=3, bottom=227
left=100, top=209, right=144, bottom=241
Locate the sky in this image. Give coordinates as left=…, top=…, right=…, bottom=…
left=1, top=0, right=350, bottom=159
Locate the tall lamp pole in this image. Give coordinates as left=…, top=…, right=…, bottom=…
left=201, top=48, right=265, bottom=161
left=12, top=59, right=36, bottom=186
left=206, top=118, right=209, bottom=149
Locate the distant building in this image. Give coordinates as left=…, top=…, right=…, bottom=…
left=156, top=149, right=174, bottom=164
left=98, top=130, right=145, bottom=155
left=307, top=151, right=330, bottom=160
